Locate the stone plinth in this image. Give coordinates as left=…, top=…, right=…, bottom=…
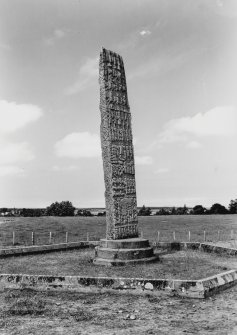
left=94, top=238, right=159, bottom=266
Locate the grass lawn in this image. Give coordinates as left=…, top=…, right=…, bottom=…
left=0, top=215, right=236, bottom=247
left=0, top=248, right=235, bottom=280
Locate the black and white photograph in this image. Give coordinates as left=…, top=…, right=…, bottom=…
left=0, top=0, right=236, bottom=334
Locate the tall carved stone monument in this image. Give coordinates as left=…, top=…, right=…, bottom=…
left=99, top=47, right=138, bottom=240
left=94, top=48, right=157, bottom=265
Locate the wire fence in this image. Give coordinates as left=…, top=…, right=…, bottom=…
left=0, top=228, right=236, bottom=249
left=0, top=231, right=102, bottom=248
left=140, top=228, right=237, bottom=244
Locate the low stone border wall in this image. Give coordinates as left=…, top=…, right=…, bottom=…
left=0, top=240, right=236, bottom=298
left=0, top=269, right=236, bottom=299
left=0, top=240, right=236, bottom=258
left=0, top=241, right=99, bottom=257
left=153, top=242, right=237, bottom=256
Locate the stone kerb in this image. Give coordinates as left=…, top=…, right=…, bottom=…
left=0, top=269, right=236, bottom=299
left=153, top=241, right=237, bottom=256
left=0, top=240, right=236, bottom=259
left=0, top=240, right=236, bottom=298
left=0, top=241, right=98, bottom=258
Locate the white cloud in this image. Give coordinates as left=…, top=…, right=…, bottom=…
left=158, top=106, right=237, bottom=144
left=154, top=167, right=169, bottom=174
left=0, top=100, right=39, bottom=178
left=43, top=28, right=68, bottom=46
left=140, top=29, right=151, bottom=36
left=0, top=142, right=34, bottom=165
left=55, top=132, right=101, bottom=158
left=65, top=57, right=99, bottom=95
left=135, top=155, right=153, bottom=165
left=0, top=166, right=25, bottom=177
left=187, top=141, right=202, bottom=149
left=0, top=100, right=42, bottom=134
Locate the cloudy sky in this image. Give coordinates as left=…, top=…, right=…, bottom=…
left=0, top=0, right=237, bottom=208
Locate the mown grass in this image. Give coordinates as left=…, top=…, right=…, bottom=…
left=0, top=215, right=236, bottom=247
left=0, top=248, right=234, bottom=280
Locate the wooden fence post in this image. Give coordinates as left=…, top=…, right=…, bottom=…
left=87, top=232, right=89, bottom=242
left=31, top=232, right=34, bottom=245
left=157, top=231, right=160, bottom=243
left=49, top=232, right=52, bottom=244
left=65, top=232, right=68, bottom=243
left=188, top=231, right=191, bottom=242
left=12, top=231, right=15, bottom=246
left=204, top=230, right=206, bottom=242
left=173, top=231, right=176, bottom=241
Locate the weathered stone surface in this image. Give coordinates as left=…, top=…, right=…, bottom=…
left=94, top=48, right=157, bottom=264
left=100, top=238, right=150, bottom=249
left=145, top=282, right=154, bottom=291
left=94, top=235, right=158, bottom=266
left=0, top=241, right=95, bottom=258
left=0, top=269, right=236, bottom=298
left=153, top=242, right=237, bottom=256
left=99, top=47, right=138, bottom=240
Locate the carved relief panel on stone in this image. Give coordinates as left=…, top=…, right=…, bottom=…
left=99, top=48, right=138, bottom=240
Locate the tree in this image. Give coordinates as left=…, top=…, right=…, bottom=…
left=33, top=209, right=44, bottom=217
left=229, top=199, right=237, bottom=214
left=156, top=208, right=170, bottom=215
left=46, top=201, right=75, bottom=216
left=176, top=205, right=188, bottom=215
left=209, top=203, right=228, bottom=215
left=138, top=205, right=151, bottom=216
left=97, top=211, right=106, bottom=216
left=171, top=207, right=176, bottom=215
left=76, top=209, right=93, bottom=216
left=191, top=205, right=206, bottom=215
left=20, top=208, right=44, bottom=217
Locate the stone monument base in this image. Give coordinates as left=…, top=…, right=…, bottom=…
left=93, top=238, right=159, bottom=266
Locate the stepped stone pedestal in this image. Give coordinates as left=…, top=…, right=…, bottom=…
left=94, top=48, right=158, bottom=266
left=94, top=238, right=158, bottom=266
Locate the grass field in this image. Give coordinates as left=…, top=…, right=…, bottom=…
left=0, top=248, right=235, bottom=280
left=0, top=215, right=236, bottom=247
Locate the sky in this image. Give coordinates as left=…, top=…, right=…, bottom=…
left=0, top=0, right=237, bottom=208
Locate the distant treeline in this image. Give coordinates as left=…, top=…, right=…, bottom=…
left=139, top=200, right=237, bottom=216
left=1, top=199, right=237, bottom=217
left=0, top=201, right=106, bottom=217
